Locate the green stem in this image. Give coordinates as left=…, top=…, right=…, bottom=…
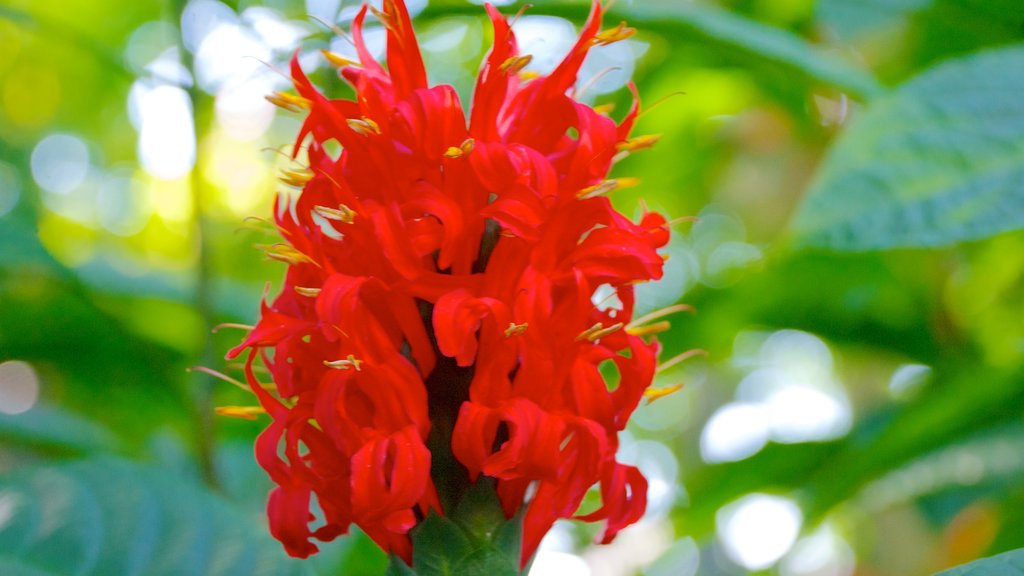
left=170, top=0, right=218, bottom=489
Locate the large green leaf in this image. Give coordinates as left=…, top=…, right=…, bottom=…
left=936, top=548, right=1024, bottom=575
left=791, top=45, right=1024, bottom=250
left=0, top=405, right=119, bottom=455
left=0, top=457, right=309, bottom=576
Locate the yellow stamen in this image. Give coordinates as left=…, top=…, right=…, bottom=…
left=215, top=406, right=267, bottom=420
left=593, top=21, right=636, bottom=46
left=575, top=322, right=624, bottom=342
left=499, top=54, right=533, bottom=75
left=294, top=286, right=322, bottom=297
left=266, top=92, right=311, bottom=112
left=643, top=384, right=683, bottom=404
left=625, top=320, right=671, bottom=337
left=211, top=323, right=255, bottom=333
left=324, top=354, right=363, bottom=371
left=256, top=243, right=317, bottom=266
left=313, top=204, right=357, bottom=224
left=593, top=103, right=616, bottom=116
left=188, top=365, right=249, bottom=392
left=504, top=322, right=529, bottom=337
left=519, top=70, right=541, bottom=81
left=616, top=134, right=661, bottom=153
left=627, top=304, right=694, bottom=331
left=444, top=138, right=476, bottom=159
left=279, top=168, right=314, bottom=187
left=577, top=177, right=641, bottom=200
left=321, top=49, right=359, bottom=68
left=347, top=116, right=380, bottom=135
left=656, top=349, right=707, bottom=373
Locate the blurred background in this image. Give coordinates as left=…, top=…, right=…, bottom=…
left=1, top=0, right=1023, bottom=574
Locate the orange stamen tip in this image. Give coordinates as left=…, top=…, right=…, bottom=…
left=643, top=384, right=684, bottom=404
left=256, top=243, right=317, bottom=266
left=499, top=54, right=533, bottom=75
left=215, top=406, right=267, bottom=420
left=324, top=354, right=363, bottom=371
left=625, top=320, right=671, bottom=337
left=266, top=92, right=311, bottom=112
left=443, top=138, right=475, bottom=159
left=577, top=177, right=641, bottom=200
left=504, top=322, right=529, bottom=337
left=593, top=21, right=636, bottom=46
left=279, top=168, right=314, bottom=187
left=211, top=323, right=254, bottom=333
left=576, top=322, right=624, bottom=342
left=347, top=116, right=380, bottom=135
left=321, top=49, right=359, bottom=68
left=313, top=204, right=357, bottom=223
left=616, top=134, right=662, bottom=153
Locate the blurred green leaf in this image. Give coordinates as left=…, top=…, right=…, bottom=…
left=792, top=45, right=1024, bottom=250
left=423, top=0, right=883, bottom=101
left=816, top=0, right=933, bottom=40
left=936, top=547, right=1024, bottom=575
left=0, top=457, right=309, bottom=576
left=675, top=364, right=1024, bottom=537
left=0, top=405, right=119, bottom=455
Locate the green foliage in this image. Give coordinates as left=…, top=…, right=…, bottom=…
left=792, top=45, right=1024, bottom=250
left=0, top=457, right=309, bottom=576
left=2, top=0, right=1023, bottom=574
left=937, top=548, right=1024, bottom=575
left=387, top=481, right=523, bottom=576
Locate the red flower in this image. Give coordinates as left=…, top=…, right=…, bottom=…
left=228, top=0, right=680, bottom=566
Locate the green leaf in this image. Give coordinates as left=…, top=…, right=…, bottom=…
left=791, top=45, right=1024, bottom=250
left=816, top=0, right=933, bottom=40
left=0, top=405, right=120, bottom=454
left=410, top=513, right=474, bottom=576
left=935, top=548, right=1024, bottom=575
left=422, top=0, right=883, bottom=101
left=0, top=457, right=308, bottom=576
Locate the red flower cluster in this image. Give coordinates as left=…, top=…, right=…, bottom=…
left=228, top=0, right=674, bottom=566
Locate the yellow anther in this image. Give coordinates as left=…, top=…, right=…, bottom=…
left=215, top=406, right=267, bottom=420
left=616, top=134, right=661, bottom=153
left=519, top=70, right=541, bottom=81
left=256, top=243, right=317, bottom=266
left=443, top=138, right=475, bottom=159
left=593, top=103, right=616, bottom=116
left=643, top=384, right=683, bottom=404
left=625, top=320, right=671, bottom=337
left=279, top=168, right=314, bottom=187
left=593, top=21, right=636, bottom=46
left=347, top=116, right=380, bottom=135
left=266, top=92, right=311, bottom=112
left=294, top=286, right=322, bottom=297
left=577, top=177, right=641, bottom=200
left=625, top=303, right=693, bottom=336
left=313, top=204, right=357, bottom=224
left=321, top=49, right=359, bottom=68
left=504, top=322, right=529, bottom=337
left=575, top=322, right=624, bottom=342
left=324, top=354, right=363, bottom=371
left=499, top=54, right=533, bottom=75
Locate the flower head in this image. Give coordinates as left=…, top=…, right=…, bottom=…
left=229, top=0, right=675, bottom=566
